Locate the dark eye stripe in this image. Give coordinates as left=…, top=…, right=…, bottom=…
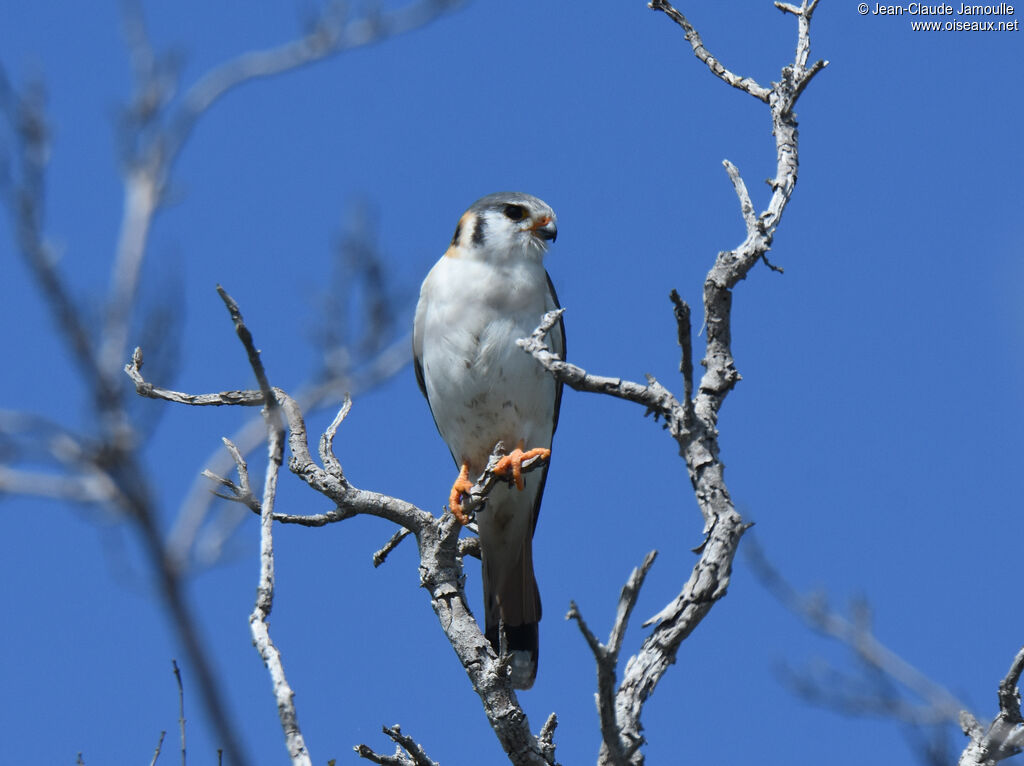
left=472, top=215, right=486, bottom=245
left=450, top=222, right=462, bottom=246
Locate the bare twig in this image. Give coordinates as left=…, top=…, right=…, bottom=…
left=746, top=537, right=968, bottom=725
left=320, top=395, right=353, bottom=478
left=648, top=0, right=772, bottom=101
left=518, top=3, right=825, bottom=763
left=170, top=333, right=409, bottom=566
left=171, top=0, right=462, bottom=156
left=211, top=289, right=314, bottom=766
left=0, top=76, right=249, bottom=762
left=669, top=290, right=694, bottom=412
left=959, top=647, right=1024, bottom=766
left=149, top=731, right=166, bottom=766
left=126, top=347, right=265, bottom=407
left=536, top=713, right=559, bottom=764
left=101, top=0, right=461, bottom=378
left=568, top=552, right=658, bottom=765
left=373, top=528, right=413, bottom=567
left=355, top=724, right=439, bottom=766
left=517, top=311, right=686, bottom=432
left=171, top=660, right=186, bottom=766
left=131, top=293, right=557, bottom=764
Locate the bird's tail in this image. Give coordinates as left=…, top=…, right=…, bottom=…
left=486, top=621, right=539, bottom=690
left=483, top=537, right=542, bottom=689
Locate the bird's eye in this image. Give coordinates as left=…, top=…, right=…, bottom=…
left=503, top=204, right=528, bottom=222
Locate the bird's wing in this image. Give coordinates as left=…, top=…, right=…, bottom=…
left=544, top=269, right=565, bottom=434
left=527, top=270, right=565, bottom=535
left=412, top=286, right=429, bottom=400
left=413, top=277, right=457, bottom=465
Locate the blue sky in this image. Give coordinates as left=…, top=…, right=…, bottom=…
left=2, top=1, right=1021, bottom=764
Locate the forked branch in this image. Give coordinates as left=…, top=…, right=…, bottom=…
left=520, top=2, right=826, bottom=762
left=128, top=287, right=558, bottom=766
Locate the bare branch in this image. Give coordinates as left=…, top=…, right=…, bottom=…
left=355, top=724, right=439, bottom=766
left=169, top=329, right=411, bottom=566
left=202, top=438, right=259, bottom=510
left=608, top=552, right=658, bottom=657
left=247, top=395, right=311, bottom=764
left=523, top=4, right=826, bottom=762
left=537, top=713, right=559, bottom=764
left=518, top=310, right=685, bottom=427
left=746, top=537, right=969, bottom=727
left=126, top=347, right=266, bottom=407
left=0, top=76, right=121, bottom=410
left=0, top=465, right=118, bottom=505
left=668, top=290, right=694, bottom=411
left=723, top=160, right=757, bottom=232
left=959, top=647, right=1024, bottom=766
left=3, top=1, right=462, bottom=763
left=648, top=0, right=771, bottom=101
left=131, top=291, right=558, bottom=762
left=217, top=286, right=276, bottom=405
left=212, top=285, right=315, bottom=765
left=1, top=75, right=248, bottom=758
left=320, top=395, right=353, bottom=478
left=569, top=552, right=658, bottom=766
left=148, top=730, right=166, bottom=766
left=101, top=0, right=461, bottom=375
left=171, top=660, right=186, bottom=766
left=173, top=0, right=462, bottom=153
left=373, top=528, right=413, bottom=568
left=458, top=535, right=482, bottom=561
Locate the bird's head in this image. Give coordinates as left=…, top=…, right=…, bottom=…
left=447, top=192, right=557, bottom=264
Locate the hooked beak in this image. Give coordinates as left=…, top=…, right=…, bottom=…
left=529, top=215, right=557, bottom=243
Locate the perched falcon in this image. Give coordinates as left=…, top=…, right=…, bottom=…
left=413, top=192, right=565, bottom=689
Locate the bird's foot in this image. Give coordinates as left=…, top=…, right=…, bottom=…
left=493, top=446, right=551, bottom=491
left=448, top=463, right=475, bottom=525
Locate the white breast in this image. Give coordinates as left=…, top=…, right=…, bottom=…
left=416, top=255, right=557, bottom=471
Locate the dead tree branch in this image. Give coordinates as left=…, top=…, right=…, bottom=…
left=567, top=553, right=658, bottom=766
left=746, top=537, right=968, bottom=726
left=959, top=648, right=1024, bottom=766
left=214, top=291, right=312, bottom=765
left=355, top=724, right=440, bottom=766
left=169, top=205, right=412, bottom=570
left=129, top=287, right=558, bottom=766
left=518, top=2, right=827, bottom=762
left=171, top=660, right=186, bottom=766
left=0, top=2, right=462, bottom=762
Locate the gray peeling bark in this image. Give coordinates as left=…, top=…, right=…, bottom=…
left=519, top=2, right=827, bottom=763
left=126, top=1, right=828, bottom=763
left=128, top=338, right=557, bottom=765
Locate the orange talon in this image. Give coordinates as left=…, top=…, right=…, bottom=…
left=493, top=446, right=551, bottom=491
left=448, top=463, right=474, bottom=525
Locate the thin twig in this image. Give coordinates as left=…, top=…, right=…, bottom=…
left=354, top=725, right=439, bottom=766
left=959, top=647, right=1024, bottom=765
left=171, top=660, right=186, bottom=766
left=520, top=4, right=826, bottom=763
left=373, top=528, right=413, bottom=567
left=320, top=395, right=353, bottom=479
left=224, top=296, right=312, bottom=766
left=148, top=730, right=166, bottom=766
left=568, top=552, right=658, bottom=765
left=746, top=537, right=967, bottom=724
left=648, top=0, right=772, bottom=101
left=669, top=290, right=694, bottom=409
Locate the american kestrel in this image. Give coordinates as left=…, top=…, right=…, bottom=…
left=413, top=192, right=565, bottom=689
